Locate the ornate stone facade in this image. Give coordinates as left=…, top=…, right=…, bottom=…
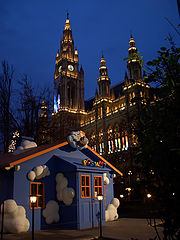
left=39, top=15, right=152, bottom=176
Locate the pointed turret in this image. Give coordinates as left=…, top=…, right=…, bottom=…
left=38, top=100, right=50, bottom=145
left=39, top=100, right=48, bottom=119
left=64, top=12, right=71, bottom=30
left=97, top=55, right=111, bottom=99
left=60, top=13, right=74, bottom=60
left=127, top=35, right=142, bottom=81
left=128, top=35, right=138, bottom=60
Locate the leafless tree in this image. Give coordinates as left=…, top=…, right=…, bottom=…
left=0, top=61, right=20, bottom=152
left=17, top=75, right=52, bottom=140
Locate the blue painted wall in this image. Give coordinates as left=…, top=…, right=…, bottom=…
left=2, top=146, right=116, bottom=231
left=0, top=168, right=14, bottom=203
left=41, top=156, right=77, bottom=229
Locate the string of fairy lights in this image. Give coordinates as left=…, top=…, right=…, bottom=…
left=8, top=131, right=20, bottom=153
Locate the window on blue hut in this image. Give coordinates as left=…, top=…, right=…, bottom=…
left=94, top=176, right=103, bottom=198
left=81, top=175, right=90, bottom=198
left=99, top=129, right=104, bottom=155
left=114, top=124, right=121, bottom=152
left=30, top=182, right=45, bottom=209
left=107, top=126, right=114, bottom=154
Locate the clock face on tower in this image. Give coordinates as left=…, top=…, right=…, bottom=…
left=68, top=65, right=74, bottom=71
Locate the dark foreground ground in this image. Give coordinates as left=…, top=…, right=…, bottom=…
left=3, top=218, right=163, bottom=240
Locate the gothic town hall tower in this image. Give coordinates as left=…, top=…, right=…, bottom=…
left=51, top=14, right=85, bottom=141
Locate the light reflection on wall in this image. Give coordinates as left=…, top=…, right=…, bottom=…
left=54, top=94, right=61, bottom=113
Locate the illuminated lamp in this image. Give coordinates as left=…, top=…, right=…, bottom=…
left=147, top=193, right=152, bottom=199
left=97, top=195, right=103, bottom=239
left=30, top=195, right=37, bottom=240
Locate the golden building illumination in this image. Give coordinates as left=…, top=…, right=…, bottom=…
left=39, top=15, right=152, bottom=177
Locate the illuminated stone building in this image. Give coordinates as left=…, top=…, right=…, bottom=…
left=48, top=15, right=151, bottom=175
left=51, top=14, right=85, bottom=141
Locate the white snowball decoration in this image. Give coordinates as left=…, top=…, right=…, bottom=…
left=103, top=173, right=110, bottom=185
left=67, top=130, right=89, bottom=150
left=56, top=173, right=75, bottom=206
left=22, top=140, right=37, bottom=149
left=27, top=165, right=50, bottom=181
left=15, top=165, right=21, bottom=171
left=42, top=201, right=59, bottom=224
left=28, top=171, right=36, bottom=181
left=0, top=199, right=30, bottom=233
left=111, top=198, right=120, bottom=208
left=56, top=173, right=64, bottom=183
left=105, top=198, right=120, bottom=222
left=34, top=165, right=44, bottom=178
left=13, top=140, right=37, bottom=154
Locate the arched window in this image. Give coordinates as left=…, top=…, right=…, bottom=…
left=114, top=124, right=121, bottom=152
left=107, top=126, right=114, bottom=154
left=98, top=129, right=104, bottom=155
left=121, top=130, right=129, bottom=150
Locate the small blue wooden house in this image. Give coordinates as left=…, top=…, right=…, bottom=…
left=0, top=141, right=122, bottom=231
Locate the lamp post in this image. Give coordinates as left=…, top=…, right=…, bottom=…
left=97, top=195, right=103, bottom=240
left=30, top=196, right=37, bottom=240
left=1, top=201, right=4, bottom=240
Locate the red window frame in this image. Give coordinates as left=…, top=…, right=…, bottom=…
left=30, top=182, right=45, bottom=209
left=80, top=175, right=91, bottom=198
left=94, top=176, right=103, bottom=198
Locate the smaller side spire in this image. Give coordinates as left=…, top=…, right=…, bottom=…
left=128, top=35, right=139, bottom=61
left=127, top=35, right=142, bottom=81
left=40, top=100, right=48, bottom=119
left=100, top=55, right=106, bottom=67
left=98, top=55, right=111, bottom=99
left=129, top=34, right=135, bottom=47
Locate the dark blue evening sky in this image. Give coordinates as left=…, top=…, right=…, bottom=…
left=0, top=0, right=179, bottom=100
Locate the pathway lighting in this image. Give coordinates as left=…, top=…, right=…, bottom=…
left=125, top=187, right=131, bottom=192
left=97, top=195, right=103, bottom=240
left=147, top=193, right=152, bottom=199
left=30, top=195, right=37, bottom=240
